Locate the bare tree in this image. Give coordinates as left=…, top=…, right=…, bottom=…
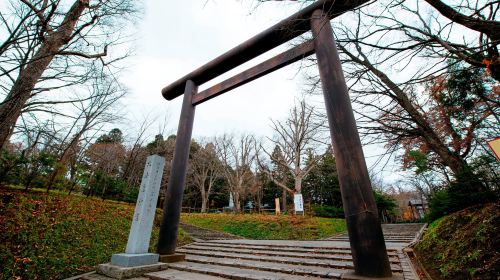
left=84, top=136, right=126, bottom=198
left=13, top=118, right=59, bottom=189
left=257, top=0, right=499, bottom=79
left=66, top=129, right=100, bottom=195
left=189, top=140, right=222, bottom=212
left=300, top=6, right=498, bottom=192
left=44, top=74, right=125, bottom=191
left=257, top=100, right=325, bottom=196
left=215, top=133, right=256, bottom=212
left=120, top=115, right=157, bottom=195
left=0, top=0, right=137, bottom=149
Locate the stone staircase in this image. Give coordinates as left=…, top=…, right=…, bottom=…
left=143, top=239, right=416, bottom=279
left=179, top=223, right=243, bottom=241
left=81, top=224, right=424, bottom=280
left=325, top=223, right=425, bottom=244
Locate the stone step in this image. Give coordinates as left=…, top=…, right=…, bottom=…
left=202, top=240, right=350, bottom=249
left=145, top=269, right=228, bottom=280
left=203, top=240, right=400, bottom=252
left=178, top=245, right=399, bottom=263
left=184, top=255, right=344, bottom=278
left=197, top=241, right=351, bottom=254
left=188, top=241, right=399, bottom=256
left=180, top=223, right=242, bottom=241
left=329, top=238, right=414, bottom=242
left=166, top=261, right=328, bottom=279
left=183, top=244, right=359, bottom=261
left=384, top=232, right=422, bottom=235
left=328, top=236, right=414, bottom=240
left=331, top=236, right=414, bottom=239
left=331, top=235, right=415, bottom=238
left=386, top=237, right=415, bottom=239
left=179, top=248, right=353, bottom=269
left=80, top=273, right=148, bottom=280
left=183, top=251, right=403, bottom=273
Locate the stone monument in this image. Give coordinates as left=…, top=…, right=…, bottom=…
left=98, top=154, right=167, bottom=279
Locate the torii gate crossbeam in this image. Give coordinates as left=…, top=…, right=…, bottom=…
left=157, top=0, right=392, bottom=278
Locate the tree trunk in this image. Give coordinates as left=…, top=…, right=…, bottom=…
left=294, top=176, right=302, bottom=193
left=282, top=189, right=287, bottom=212
left=200, top=190, right=208, bottom=213
left=419, top=128, right=485, bottom=192
left=85, top=170, right=95, bottom=197
left=46, top=165, right=66, bottom=194
left=46, top=127, right=85, bottom=191
left=234, top=192, right=241, bottom=212
left=101, top=184, right=107, bottom=201
left=256, top=189, right=262, bottom=213
left=0, top=0, right=89, bottom=149
left=67, top=181, right=77, bottom=195
left=424, top=0, right=500, bottom=41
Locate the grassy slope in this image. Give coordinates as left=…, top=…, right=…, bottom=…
left=181, top=213, right=346, bottom=240
left=415, top=202, right=499, bottom=279
left=0, top=187, right=191, bottom=280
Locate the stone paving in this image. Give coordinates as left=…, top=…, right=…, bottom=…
left=179, top=223, right=243, bottom=241
left=83, top=223, right=425, bottom=280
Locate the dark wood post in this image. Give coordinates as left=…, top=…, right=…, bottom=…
left=157, top=80, right=197, bottom=255
left=310, top=9, right=392, bottom=278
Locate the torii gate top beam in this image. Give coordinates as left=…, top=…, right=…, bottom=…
left=161, top=0, right=369, bottom=101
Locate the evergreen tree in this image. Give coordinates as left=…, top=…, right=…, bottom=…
left=303, top=147, right=342, bottom=207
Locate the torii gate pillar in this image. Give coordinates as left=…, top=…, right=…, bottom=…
left=157, top=80, right=197, bottom=256
left=311, top=9, right=392, bottom=277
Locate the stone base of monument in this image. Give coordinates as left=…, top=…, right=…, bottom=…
left=97, top=262, right=168, bottom=279
left=111, top=253, right=159, bottom=267
left=159, top=253, right=185, bottom=263
left=340, top=271, right=404, bottom=280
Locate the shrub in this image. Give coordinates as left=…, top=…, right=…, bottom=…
left=427, top=182, right=498, bottom=221
left=427, top=190, right=452, bottom=221
left=373, top=190, right=398, bottom=222
left=312, top=204, right=344, bottom=218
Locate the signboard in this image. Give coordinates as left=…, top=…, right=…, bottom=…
left=487, top=138, right=500, bottom=161
left=294, top=193, right=304, bottom=212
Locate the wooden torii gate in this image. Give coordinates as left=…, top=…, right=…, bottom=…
left=157, top=0, right=392, bottom=278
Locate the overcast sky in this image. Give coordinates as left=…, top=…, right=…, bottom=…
left=122, top=1, right=307, bottom=135
left=120, top=0, right=405, bottom=183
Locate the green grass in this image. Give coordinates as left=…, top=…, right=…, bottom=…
left=415, top=202, right=499, bottom=279
left=0, top=186, right=192, bottom=280
left=181, top=213, right=346, bottom=240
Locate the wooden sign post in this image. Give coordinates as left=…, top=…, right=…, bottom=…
left=275, top=198, right=281, bottom=215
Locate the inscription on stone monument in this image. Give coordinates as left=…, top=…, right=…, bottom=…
left=110, top=154, right=165, bottom=267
